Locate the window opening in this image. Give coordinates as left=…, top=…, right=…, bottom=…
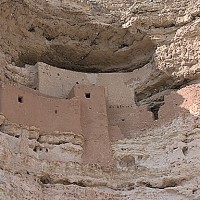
left=18, top=96, right=24, bottom=103
left=85, top=93, right=91, bottom=98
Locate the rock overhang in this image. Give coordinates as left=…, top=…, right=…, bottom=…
left=0, top=0, right=156, bottom=73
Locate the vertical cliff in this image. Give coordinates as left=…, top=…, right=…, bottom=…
left=0, top=0, right=200, bottom=199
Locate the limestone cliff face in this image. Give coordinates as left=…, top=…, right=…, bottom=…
left=0, top=0, right=200, bottom=200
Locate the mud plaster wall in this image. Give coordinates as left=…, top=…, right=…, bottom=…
left=71, top=85, right=115, bottom=165
left=159, top=92, right=190, bottom=121
left=0, top=83, right=119, bottom=165
left=37, top=62, right=151, bottom=107
left=0, top=84, right=82, bottom=134
left=108, top=91, right=191, bottom=137
left=37, top=62, right=192, bottom=137
left=108, top=106, right=154, bottom=137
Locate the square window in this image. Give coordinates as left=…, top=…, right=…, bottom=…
left=18, top=96, right=23, bottom=103
left=85, top=93, right=90, bottom=98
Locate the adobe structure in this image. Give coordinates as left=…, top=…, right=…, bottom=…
left=0, top=83, right=122, bottom=165
left=37, top=63, right=191, bottom=137
left=0, top=0, right=200, bottom=199
left=0, top=63, right=194, bottom=166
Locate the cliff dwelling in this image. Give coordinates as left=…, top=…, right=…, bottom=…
left=0, top=63, right=196, bottom=166
left=0, top=0, right=200, bottom=199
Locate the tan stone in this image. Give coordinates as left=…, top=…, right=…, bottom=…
left=0, top=115, right=5, bottom=125
left=0, top=0, right=199, bottom=199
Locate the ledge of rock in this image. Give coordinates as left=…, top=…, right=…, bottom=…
left=0, top=0, right=200, bottom=200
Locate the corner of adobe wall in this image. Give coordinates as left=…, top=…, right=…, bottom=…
left=109, top=125, right=124, bottom=142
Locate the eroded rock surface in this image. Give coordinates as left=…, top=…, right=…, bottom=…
left=0, top=0, right=200, bottom=200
